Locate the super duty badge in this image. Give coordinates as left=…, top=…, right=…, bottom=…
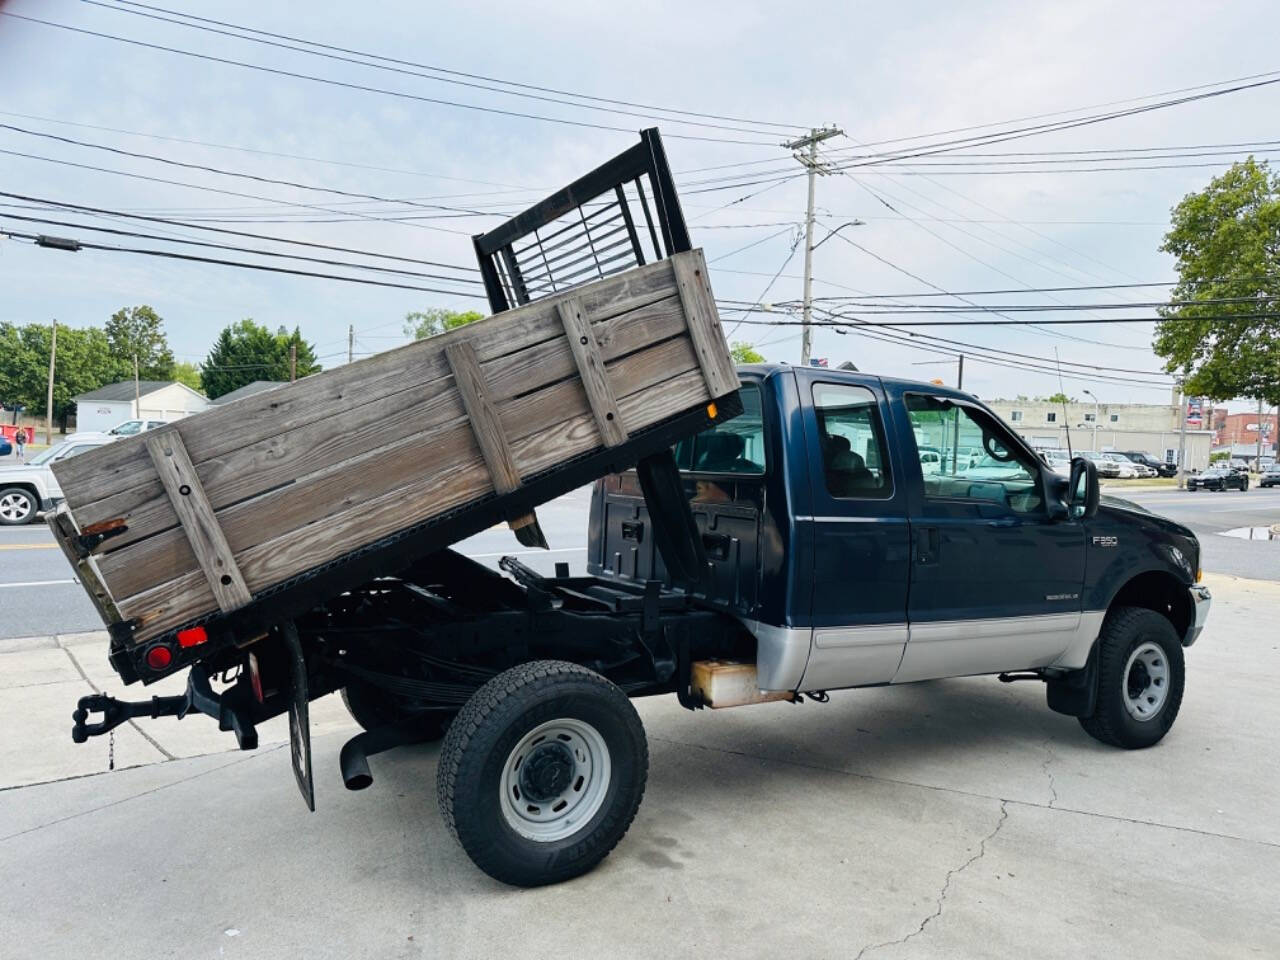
left=1092, top=535, right=1118, bottom=547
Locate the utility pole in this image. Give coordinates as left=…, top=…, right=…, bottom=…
left=783, top=126, right=842, bottom=367
left=951, top=355, right=964, bottom=474
left=348, top=324, right=354, bottom=365
left=45, top=319, right=57, bottom=446
left=1176, top=378, right=1189, bottom=489
left=290, top=342, right=298, bottom=383
left=133, top=354, right=140, bottom=419
left=1083, top=389, right=1100, bottom=452
left=1257, top=396, right=1265, bottom=471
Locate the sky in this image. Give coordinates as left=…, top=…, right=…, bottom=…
left=1, top=0, right=1276, bottom=409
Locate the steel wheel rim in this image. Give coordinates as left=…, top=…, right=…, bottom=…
left=1123, top=641, right=1170, bottom=722
left=500, top=717, right=611, bottom=842
left=0, top=492, right=32, bottom=522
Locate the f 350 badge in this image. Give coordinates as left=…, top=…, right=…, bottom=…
left=1092, top=535, right=1118, bottom=548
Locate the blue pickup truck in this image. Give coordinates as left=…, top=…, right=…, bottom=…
left=69, top=364, right=1211, bottom=889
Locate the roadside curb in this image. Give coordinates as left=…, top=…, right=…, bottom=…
left=0, top=635, right=57, bottom=654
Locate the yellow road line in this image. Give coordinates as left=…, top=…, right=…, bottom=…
left=0, top=543, right=58, bottom=551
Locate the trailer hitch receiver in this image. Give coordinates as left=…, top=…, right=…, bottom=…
left=71, top=665, right=259, bottom=750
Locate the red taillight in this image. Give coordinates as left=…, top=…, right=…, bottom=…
left=145, top=645, right=173, bottom=670
left=177, top=626, right=208, bottom=648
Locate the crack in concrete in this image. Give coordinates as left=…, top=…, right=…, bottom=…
left=649, top=734, right=1279, bottom=848
left=1040, top=738, right=1060, bottom=808
left=853, top=800, right=1009, bottom=960
left=60, top=643, right=177, bottom=761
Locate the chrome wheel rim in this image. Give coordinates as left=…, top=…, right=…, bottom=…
left=0, top=492, right=33, bottom=522
left=500, top=718, right=611, bottom=842
left=1123, top=641, right=1169, bottom=722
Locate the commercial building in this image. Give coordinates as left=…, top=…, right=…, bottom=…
left=1210, top=410, right=1277, bottom=465
left=983, top=396, right=1213, bottom=471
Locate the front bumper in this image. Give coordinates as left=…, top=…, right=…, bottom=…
left=1185, top=584, right=1211, bottom=646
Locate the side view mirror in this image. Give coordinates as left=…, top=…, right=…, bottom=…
left=1068, top=457, right=1100, bottom=519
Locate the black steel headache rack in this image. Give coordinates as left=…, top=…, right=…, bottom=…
left=473, top=127, right=691, bottom=313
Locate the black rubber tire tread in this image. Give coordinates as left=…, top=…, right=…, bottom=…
left=0, top=487, right=37, bottom=526
left=340, top=683, right=453, bottom=742
left=1078, top=605, right=1185, bottom=749
left=436, top=659, right=648, bottom=887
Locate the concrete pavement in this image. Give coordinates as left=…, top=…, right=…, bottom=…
left=1, top=572, right=1277, bottom=958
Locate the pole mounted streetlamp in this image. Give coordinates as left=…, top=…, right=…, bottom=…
left=1082, top=389, right=1099, bottom=452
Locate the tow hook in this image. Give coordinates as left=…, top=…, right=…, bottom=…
left=71, top=666, right=259, bottom=750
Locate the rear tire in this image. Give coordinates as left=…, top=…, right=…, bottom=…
left=0, top=487, right=37, bottom=525
left=341, top=682, right=453, bottom=742
left=436, top=660, right=648, bottom=887
left=1078, top=606, right=1184, bottom=749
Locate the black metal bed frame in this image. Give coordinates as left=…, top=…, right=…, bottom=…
left=472, top=128, right=691, bottom=313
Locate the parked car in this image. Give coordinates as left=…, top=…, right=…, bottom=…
left=1041, top=451, right=1073, bottom=476
left=1077, top=450, right=1120, bottom=477
left=1113, top=452, right=1161, bottom=477
left=1100, top=453, right=1143, bottom=479
left=0, top=436, right=116, bottom=524
left=0, top=436, right=10, bottom=457
left=106, top=418, right=169, bottom=436
left=1186, top=466, right=1249, bottom=492
left=1258, top=464, right=1280, bottom=488
left=1116, top=451, right=1177, bottom=477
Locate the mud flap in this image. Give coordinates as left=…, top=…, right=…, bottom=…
left=279, top=621, right=315, bottom=812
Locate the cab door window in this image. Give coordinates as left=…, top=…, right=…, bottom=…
left=905, top=394, right=1043, bottom=514
left=673, top=382, right=765, bottom=474
left=812, top=382, right=892, bottom=498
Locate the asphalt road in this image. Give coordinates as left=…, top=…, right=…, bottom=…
left=2, top=483, right=1276, bottom=640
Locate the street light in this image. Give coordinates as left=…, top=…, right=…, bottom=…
left=1082, top=389, right=1100, bottom=452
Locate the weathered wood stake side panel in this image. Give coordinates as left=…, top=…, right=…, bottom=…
left=50, top=250, right=737, bottom=648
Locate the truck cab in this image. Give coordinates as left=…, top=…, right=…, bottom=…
left=590, top=364, right=1208, bottom=700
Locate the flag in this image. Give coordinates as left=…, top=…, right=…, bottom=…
left=809, top=357, right=829, bottom=367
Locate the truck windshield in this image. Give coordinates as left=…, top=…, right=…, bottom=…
left=673, top=383, right=765, bottom=474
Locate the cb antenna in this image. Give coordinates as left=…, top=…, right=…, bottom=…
left=1055, top=347, right=1073, bottom=459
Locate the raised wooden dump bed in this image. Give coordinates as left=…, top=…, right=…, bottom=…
left=48, top=130, right=741, bottom=681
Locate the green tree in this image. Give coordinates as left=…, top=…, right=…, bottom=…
left=403, top=308, right=484, bottom=340
left=200, top=319, right=321, bottom=399
left=1154, top=158, right=1280, bottom=406
left=106, top=305, right=175, bottom=380
left=0, top=322, right=119, bottom=425
left=171, top=360, right=203, bottom=394
left=1046, top=392, right=1074, bottom=404
left=730, top=342, right=765, bottom=364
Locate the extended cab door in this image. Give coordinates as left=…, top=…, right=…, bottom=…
left=796, top=374, right=911, bottom=691
left=893, top=389, right=1086, bottom=682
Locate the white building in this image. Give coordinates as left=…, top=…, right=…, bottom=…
left=72, top=380, right=210, bottom=433
left=984, top=397, right=1213, bottom=471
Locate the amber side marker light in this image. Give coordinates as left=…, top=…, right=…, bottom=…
left=707, top=402, right=718, bottom=420
left=1196, top=568, right=1203, bottom=583
left=177, top=625, right=209, bottom=648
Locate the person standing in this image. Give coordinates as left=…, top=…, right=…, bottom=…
left=14, top=427, right=26, bottom=462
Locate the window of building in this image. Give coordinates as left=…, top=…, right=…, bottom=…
left=1084, top=413, right=1096, bottom=422
left=812, top=383, right=892, bottom=498
left=1110, top=414, right=1119, bottom=422
left=905, top=395, right=1043, bottom=515
left=1046, top=412, right=1057, bottom=423
left=674, top=382, right=765, bottom=474
left=1010, top=410, right=1023, bottom=422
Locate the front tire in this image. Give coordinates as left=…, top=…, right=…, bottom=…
left=0, top=488, right=37, bottom=525
left=437, top=660, right=648, bottom=887
left=1079, top=606, right=1185, bottom=749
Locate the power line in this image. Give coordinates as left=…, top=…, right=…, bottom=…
left=0, top=122, right=510, bottom=219
left=3, top=12, right=784, bottom=147
left=720, top=309, right=1278, bottom=326
left=806, top=276, right=1280, bottom=299
left=1, top=228, right=489, bottom=298
left=86, top=0, right=805, bottom=136
left=0, top=145, right=481, bottom=236
left=0, top=190, right=479, bottom=272
left=0, top=211, right=483, bottom=287
left=827, top=68, right=1280, bottom=151
left=725, top=230, right=803, bottom=338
